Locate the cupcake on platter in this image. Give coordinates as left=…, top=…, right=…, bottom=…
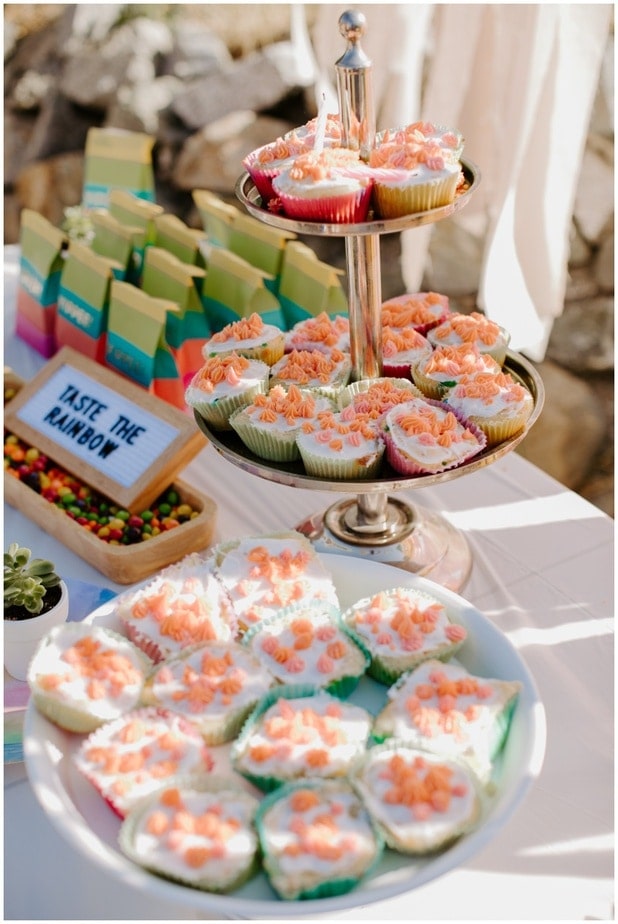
left=412, top=343, right=502, bottom=399
left=229, top=383, right=334, bottom=463
left=372, top=658, right=522, bottom=785
left=201, top=312, right=285, bottom=366
left=284, top=311, right=350, bottom=355
left=255, top=778, right=383, bottom=901
left=269, top=348, right=352, bottom=399
left=28, top=623, right=152, bottom=734
left=381, top=291, right=450, bottom=335
left=350, top=742, right=481, bottom=854
left=185, top=351, right=269, bottom=430
left=272, top=147, right=374, bottom=224
left=296, top=404, right=385, bottom=480
left=341, top=585, right=468, bottom=685
left=381, top=326, right=433, bottom=378
left=338, top=376, right=423, bottom=419
left=380, top=397, right=487, bottom=477
left=243, top=133, right=314, bottom=202
left=427, top=311, right=510, bottom=366
left=442, top=371, right=534, bottom=446
left=379, top=120, right=465, bottom=161
left=140, top=640, right=276, bottom=745
left=119, top=777, right=260, bottom=893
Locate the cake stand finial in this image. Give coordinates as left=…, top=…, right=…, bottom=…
left=335, top=9, right=375, bottom=161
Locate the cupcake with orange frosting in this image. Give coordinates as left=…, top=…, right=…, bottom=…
left=380, top=397, right=487, bottom=477
left=229, top=383, right=333, bottom=462
left=284, top=311, right=350, bottom=355
left=427, top=311, right=510, bottom=366
left=202, top=312, right=285, bottom=366
left=185, top=351, right=269, bottom=430
left=338, top=376, right=423, bottom=420
left=443, top=371, right=534, bottom=446
left=381, top=291, right=450, bottom=336
left=351, top=742, right=481, bottom=854
left=412, top=343, right=502, bottom=399
left=269, top=348, right=352, bottom=398
left=272, top=148, right=374, bottom=223
left=296, top=405, right=385, bottom=480
left=243, top=133, right=314, bottom=202
left=381, top=325, right=433, bottom=378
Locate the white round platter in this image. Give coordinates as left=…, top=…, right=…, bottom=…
left=23, top=553, right=546, bottom=918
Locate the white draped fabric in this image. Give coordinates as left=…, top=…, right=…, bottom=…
left=307, top=3, right=612, bottom=361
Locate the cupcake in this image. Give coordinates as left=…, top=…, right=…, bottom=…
left=185, top=352, right=270, bottom=430
left=369, top=135, right=463, bottom=218
left=412, top=343, right=502, bottom=399
left=272, top=148, right=374, bottom=224
left=296, top=405, right=385, bottom=480
left=28, top=623, right=152, bottom=734
left=381, top=326, right=433, bottom=378
left=241, top=601, right=369, bottom=696
left=243, top=133, right=314, bottom=202
left=442, top=371, right=534, bottom=446
left=381, top=291, right=450, bottom=336
left=372, top=658, right=522, bottom=785
left=229, top=383, right=334, bottom=463
left=351, top=742, right=481, bottom=854
left=380, top=397, right=487, bottom=476
left=115, top=553, right=236, bottom=664
left=140, top=640, right=276, bottom=745
left=269, top=348, right=352, bottom=398
left=119, top=777, right=260, bottom=893
left=231, top=686, right=373, bottom=791
left=284, top=311, right=350, bottom=355
left=255, top=778, right=383, bottom=900
left=211, top=531, right=339, bottom=633
left=341, top=585, right=468, bottom=685
left=74, top=706, right=215, bottom=818
left=201, top=312, right=285, bottom=366
left=338, top=376, right=423, bottom=419
left=427, top=311, right=510, bottom=366
left=380, top=120, right=464, bottom=161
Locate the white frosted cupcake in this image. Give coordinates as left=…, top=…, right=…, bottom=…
left=284, top=311, right=350, bottom=355
left=255, top=778, right=383, bottom=901
left=119, top=777, right=260, bottom=893
left=229, top=383, right=333, bottom=462
left=269, top=348, right=352, bottom=399
left=272, top=148, right=374, bottom=224
left=380, top=397, right=487, bottom=476
left=338, top=376, right=423, bottom=419
left=351, top=742, right=481, bottom=854
left=140, top=640, right=276, bottom=745
left=443, top=371, right=534, bottom=446
left=372, top=658, right=522, bottom=785
left=381, top=291, right=450, bottom=335
left=231, top=686, right=373, bottom=791
left=427, top=311, right=510, bottom=366
left=370, top=136, right=463, bottom=218
left=28, top=623, right=152, bottom=734
left=412, top=343, right=502, bottom=399
left=185, top=352, right=269, bottom=430
left=115, top=553, right=236, bottom=664
left=382, top=326, right=433, bottom=378
left=243, top=133, right=314, bottom=201
left=242, top=601, right=369, bottom=696
left=296, top=405, right=385, bottom=480
left=379, top=120, right=464, bottom=161
left=341, top=585, right=468, bottom=685
left=201, top=312, right=285, bottom=366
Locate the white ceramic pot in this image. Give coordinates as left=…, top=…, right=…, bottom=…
left=4, top=580, right=69, bottom=681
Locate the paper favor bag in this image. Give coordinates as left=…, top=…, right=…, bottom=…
left=154, top=214, right=206, bottom=269
left=16, top=209, right=67, bottom=357
left=106, top=281, right=185, bottom=409
left=228, top=212, right=296, bottom=296
left=141, top=247, right=210, bottom=385
left=108, top=190, right=164, bottom=283
left=91, top=211, right=141, bottom=282
left=192, top=188, right=240, bottom=248
left=82, top=128, right=156, bottom=210
left=55, top=241, right=120, bottom=363
left=201, top=247, right=285, bottom=332
left=278, top=241, right=348, bottom=328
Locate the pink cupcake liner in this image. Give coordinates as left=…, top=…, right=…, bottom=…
left=277, top=184, right=373, bottom=224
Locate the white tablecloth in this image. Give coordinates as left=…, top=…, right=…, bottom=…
left=3, top=246, right=614, bottom=920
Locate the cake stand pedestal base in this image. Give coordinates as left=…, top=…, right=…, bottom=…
left=296, top=495, right=472, bottom=592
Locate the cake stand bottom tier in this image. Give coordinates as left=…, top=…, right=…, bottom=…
left=295, top=495, right=472, bottom=592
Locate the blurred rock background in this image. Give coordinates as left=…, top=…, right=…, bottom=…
left=4, top=4, right=614, bottom=517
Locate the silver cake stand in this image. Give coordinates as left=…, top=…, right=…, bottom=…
left=194, top=10, right=545, bottom=592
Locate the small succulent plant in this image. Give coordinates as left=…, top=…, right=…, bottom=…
left=4, top=542, right=62, bottom=618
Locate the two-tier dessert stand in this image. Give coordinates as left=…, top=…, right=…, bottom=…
left=194, top=10, right=544, bottom=592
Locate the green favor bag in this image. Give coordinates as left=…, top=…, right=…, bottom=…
left=108, top=189, right=163, bottom=283
left=193, top=188, right=240, bottom=248
left=228, top=212, right=296, bottom=297
left=82, top=127, right=155, bottom=211
left=16, top=209, right=67, bottom=357
left=91, top=211, right=141, bottom=282
left=201, top=247, right=285, bottom=332
left=154, top=213, right=206, bottom=269
left=278, top=241, right=348, bottom=328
